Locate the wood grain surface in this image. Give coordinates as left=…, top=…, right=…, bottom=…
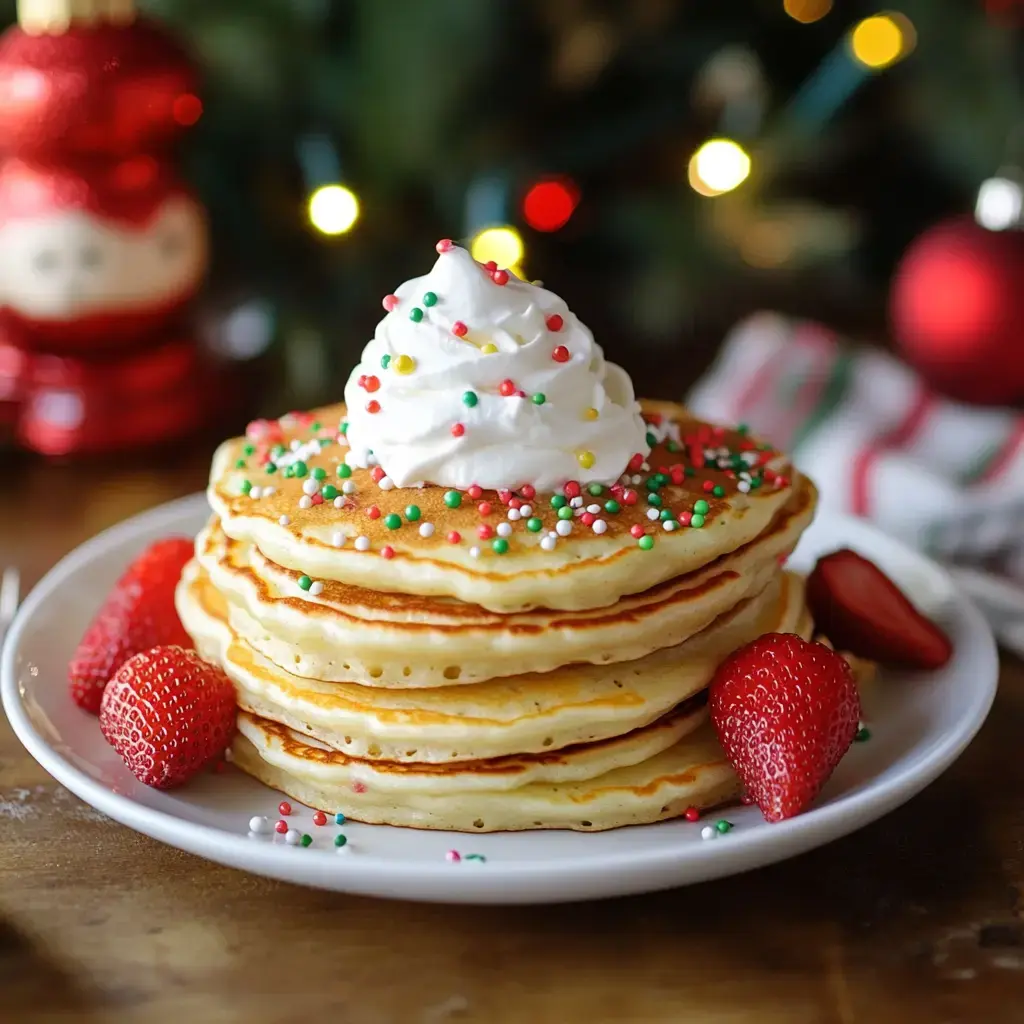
left=1, top=451, right=1022, bottom=1024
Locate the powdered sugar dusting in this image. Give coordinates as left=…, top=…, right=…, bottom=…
left=0, top=784, right=110, bottom=823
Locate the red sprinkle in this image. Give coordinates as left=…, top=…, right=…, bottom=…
left=353, top=781, right=367, bottom=794
left=370, top=466, right=386, bottom=483
left=508, top=497, right=522, bottom=510
left=678, top=511, right=692, bottom=526
left=702, top=480, right=715, bottom=493
left=447, top=531, right=461, bottom=544
left=492, top=269, right=509, bottom=286
left=520, top=484, right=536, bottom=500
left=775, top=475, right=790, bottom=488
left=311, top=493, right=324, bottom=505
left=622, top=489, right=638, bottom=506
left=684, top=806, right=700, bottom=822
left=368, top=506, right=381, bottom=519
left=564, top=481, right=581, bottom=499
left=381, top=545, right=395, bottom=559
left=499, top=379, right=516, bottom=397
left=366, top=400, right=381, bottom=414
left=477, top=524, right=494, bottom=540
left=382, top=294, right=399, bottom=311
left=628, top=453, right=645, bottom=472
left=546, top=313, right=564, bottom=332
left=552, top=345, right=570, bottom=363
left=477, top=501, right=493, bottom=516
left=670, top=466, right=685, bottom=486
left=630, top=524, right=644, bottom=539
left=467, top=485, right=483, bottom=499
left=451, top=423, right=466, bottom=438
left=497, top=489, right=513, bottom=504
left=452, top=321, right=468, bottom=337
left=581, top=512, right=595, bottom=526
left=360, top=375, right=380, bottom=393
left=279, top=802, right=292, bottom=816
left=689, top=445, right=705, bottom=469
left=435, top=238, right=453, bottom=253
left=312, top=810, right=328, bottom=826
left=483, top=261, right=497, bottom=273
left=274, top=819, right=288, bottom=834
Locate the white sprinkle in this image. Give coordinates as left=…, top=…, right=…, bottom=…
left=299, top=495, right=313, bottom=509
left=717, top=459, right=731, bottom=469
left=285, top=828, right=303, bottom=846
left=646, top=508, right=659, bottom=521
left=355, top=535, right=370, bottom=551
left=342, top=481, right=357, bottom=495
left=290, top=439, right=301, bottom=451
left=334, top=496, right=346, bottom=508
left=737, top=481, right=751, bottom=493
left=640, top=462, right=650, bottom=472
left=332, top=531, right=345, bottom=547
left=419, top=522, right=435, bottom=538
left=469, top=546, right=481, bottom=558
left=309, top=581, right=324, bottom=596
left=263, top=486, right=276, bottom=497
left=586, top=503, right=601, bottom=515
left=507, top=508, right=521, bottom=521
left=248, top=815, right=270, bottom=834
left=249, top=486, right=262, bottom=500
left=663, top=520, right=679, bottom=531
left=540, top=535, right=557, bottom=551
left=496, top=522, right=512, bottom=538
left=592, top=519, right=607, bottom=534
left=520, top=504, right=533, bottom=517
left=548, top=531, right=557, bottom=538
left=631, top=474, right=643, bottom=485
left=302, top=478, right=319, bottom=496
left=556, top=519, right=573, bottom=537
left=742, top=451, right=760, bottom=465
left=379, top=476, right=395, bottom=490
left=701, top=826, right=716, bottom=841
left=570, top=496, right=583, bottom=508
left=278, top=515, right=291, bottom=526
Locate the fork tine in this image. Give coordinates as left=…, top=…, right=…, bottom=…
left=0, top=566, right=20, bottom=627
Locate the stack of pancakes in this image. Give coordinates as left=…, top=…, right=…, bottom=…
left=176, top=400, right=818, bottom=831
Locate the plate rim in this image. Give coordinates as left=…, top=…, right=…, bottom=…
left=0, top=493, right=1000, bottom=903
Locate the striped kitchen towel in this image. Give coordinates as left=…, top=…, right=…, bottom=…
left=687, top=312, right=1024, bottom=655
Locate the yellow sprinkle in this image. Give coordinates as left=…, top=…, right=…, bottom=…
left=393, top=354, right=416, bottom=374
left=481, top=343, right=498, bottom=354
left=577, top=450, right=595, bottom=470
left=584, top=407, right=599, bottom=421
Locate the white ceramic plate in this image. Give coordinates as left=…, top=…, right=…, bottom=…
left=1, top=494, right=998, bottom=905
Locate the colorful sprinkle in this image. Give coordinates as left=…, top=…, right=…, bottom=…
left=404, top=505, right=421, bottom=522
left=419, top=522, right=434, bottom=538
left=335, top=812, right=347, bottom=825
left=691, top=514, right=705, bottom=528
left=700, top=826, right=717, bottom=841
left=638, top=535, right=654, bottom=550
left=452, top=321, right=468, bottom=337
left=552, top=345, right=570, bottom=363
left=382, top=294, right=398, bottom=311
left=492, top=538, right=509, bottom=554
left=422, top=291, right=437, bottom=307
left=526, top=517, right=543, bottom=532
left=492, top=269, right=509, bottom=285
left=446, top=850, right=462, bottom=863
left=297, top=575, right=312, bottom=591
left=551, top=495, right=567, bottom=509
left=715, top=819, right=733, bottom=834
left=380, top=354, right=391, bottom=369
left=409, top=307, right=424, bottom=322
left=248, top=815, right=271, bottom=834
left=300, top=834, right=313, bottom=847
left=310, top=581, right=324, bottom=596
left=312, top=810, right=328, bottom=826
left=436, top=238, right=453, bottom=253
left=465, top=853, right=487, bottom=862
left=462, top=391, right=478, bottom=408
left=279, top=801, right=292, bottom=816
left=546, top=313, right=564, bottom=332
left=322, top=484, right=339, bottom=500
left=366, top=400, right=381, bottom=414
left=447, top=531, right=461, bottom=544
left=576, top=451, right=595, bottom=470
left=584, top=407, right=599, bottom=420
left=451, top=423, right=466, bottom=437
left=384, top=513, right=402, bottom=530
left=532, top=393, right=546, bottom=405
left=481, top=343, right=498, bottom=354
left=855, top=725, right=871, bottom=742
left=693, top=499, right=709, bottom=515
left=334, top=833, right=348, bottom=848
left=355, top=535, right=371, bottom=551
left=683, top=806, right=700, bottom=822
left=444, top=490, right=462, bottom=509
left=499, top=379, right=516, bottom=397
left=393, top=354, right=416, bottom=374
left=337, top=463, right=352, bottom=478
left=274, top=819, right=288, bottom=834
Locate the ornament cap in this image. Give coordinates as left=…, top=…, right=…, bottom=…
left=17, top=0, right=136, bottom=35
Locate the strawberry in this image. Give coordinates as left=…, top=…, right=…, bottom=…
left=69, top=537, right=195, bottom=713
left=806, top=549, right=952, bottom=670
left=709, top=632, right=860, bottom=822
left=100, top=646, right=236, bottom=789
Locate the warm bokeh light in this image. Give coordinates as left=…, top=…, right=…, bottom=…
left=783, top=0, right=833, bottom=25
left=308, top=184, right=359, bottom=235
left=470, top=226, right=524, bottom=268
left=172, top=93, right=203, bottom=126
left=850, top=14, right=915, bottom=70
left=522, top=178, right=580, bottom=232
left=688, top=139, right=752, bottom=197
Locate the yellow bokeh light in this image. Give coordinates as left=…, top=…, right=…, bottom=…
left=308, top=184, right=359, bottom=235
left=688, top=139, right=752, bottom=197
left=850, top=14, right=914, bottom=70
left=470, top=226, right=524, bottom=268
left=783, top=0, right=832, bottom=24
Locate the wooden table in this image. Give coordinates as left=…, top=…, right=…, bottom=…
left=2, top=452, right=1023, bottom=1024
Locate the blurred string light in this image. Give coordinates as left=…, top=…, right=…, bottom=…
left=688, top=139, right=752, bottom=197
left=784, top=0, right=833, bottom=24
left=470, top=226, right=524, bottom=269
left=849, top=13, right=916, bottom=70
left=308, top=185, right=359, bottom=235
left=522, top=178, right=581, bottom=232
left=975, top=176, right=1023, bottom=230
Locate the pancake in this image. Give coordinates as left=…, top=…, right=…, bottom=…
left=193, top=477, right=814, bottom=687
left=231, top=711, right=741, bottom=832
left=209, top=400, right=803, bottom=613
left=177, top=564, right=812, bottom=762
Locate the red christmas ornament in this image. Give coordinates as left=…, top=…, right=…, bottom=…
left=890, top=217, right=1024, bottom=405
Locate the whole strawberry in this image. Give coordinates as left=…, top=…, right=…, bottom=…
left=69, top=537, right=195, bottom=713
left=100, top=646, right=237, bottom=789
left=710, top=633, right=860, bottom=822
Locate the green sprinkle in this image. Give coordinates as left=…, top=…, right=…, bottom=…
left=384, top=513, right=402, bottom=530
left=604, top=499, right=621, bottom=514
left=381, top=354, right=391, bottom=369
left=531, top=392, right=546, bottom=405
left=405, top=505, right=421, bottom=522
left=646, top=477, right=661, bottom=492
left=647, top=493, right=663, bottom=508
left=646, top=431, right=657, bottom=448
left=656, top=473, right=670, bottom=487
left=750, top=477, right=763, bottom=489
left=240, top=479, right=251, bottom=495
left=312, top=467, right=327, bottom=480
left=464, top=853, right=487, bottom=862
left=715, top=819, right=733, bottom=834
left=334, top=812, right=347, bottom=825
left=265, top=462, right=277, bottom=474
left=737, top=423, right=749, bottom=435
left=334, top=833, right=348, bottom=848
left=557, top=506, right=573, bottom=520
left=444, top=490, right=462, bottom=509
left=587, top=483, right=604, bottom=496
left=712, top=485, right=725, bottom=498
left=243, top=443, right=255, bottom=456
left=422, top=291, right=437, bottom=307
left=300, top=834, right=313, bottom=847
left=693, top=499, right=709, bottom=515
left=684, top=467, right=696, bottom=477
left=312, top=422, right=321, bottom=432
left=526, top=517, right=543, bottom=532
left=462, top=391, right=478, bottom=408
left=271, top=444, right=286, bottom=458
left=321, top=484, right=338, bottom=500
left=492, top=538, right=509, bottom=554
left=292, top=460, right=308, bottom=478
left=409, top=307, right=424, bottom=322
left=550, top=495, right=567, bottom=509
left=659, top=508, right=674, bottom=521
left=298, top=575, right=312, bottom=591
left=337, top=463, right=352, bottom=478
left=284, top=465, right=295, bottom=479
left=340, top=421, right=349, bottom=435
left=667, top=441, right=680, bottom=453
left=691, top=513, right=705, bottom=528
left=855, top=726, right=871, bottom=743
left=638, top=535, right=654, bottom=550
left=235, top=459, right=247, bottom=469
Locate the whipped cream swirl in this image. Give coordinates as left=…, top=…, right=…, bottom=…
left=342, top=244, right=649, bottom=491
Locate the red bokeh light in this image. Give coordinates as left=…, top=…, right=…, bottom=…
left=172, top=93, right=203, bottom=127
left=522, top=178, right=580, bottom=232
